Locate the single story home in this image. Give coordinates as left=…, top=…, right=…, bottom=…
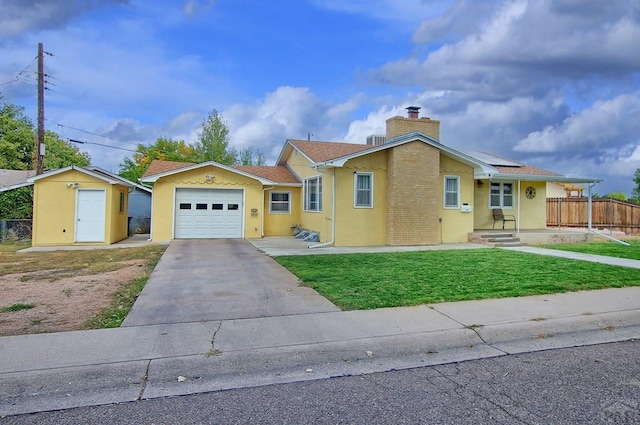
left=27, top=166, right=136, bottom=246
left=0, top=169, right=37, bottom=193
left=140, top=107, right=601, bottom=246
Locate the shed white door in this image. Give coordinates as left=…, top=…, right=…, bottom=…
left=175, top=188, right=243, bottom=238
left=76, top=189, right=106, bottom=242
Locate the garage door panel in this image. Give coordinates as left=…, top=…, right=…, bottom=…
left=175, top=189, right=243, bottom=239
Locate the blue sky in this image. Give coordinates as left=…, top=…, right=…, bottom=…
left=1, top=0, right=639, bottom=196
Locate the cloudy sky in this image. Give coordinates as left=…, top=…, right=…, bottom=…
left=1, top=0, right=639, bottom=195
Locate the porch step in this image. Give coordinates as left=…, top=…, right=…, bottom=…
left=479, top=233, right=513, bottom=239
left=468, top=232, right=527, bottom=247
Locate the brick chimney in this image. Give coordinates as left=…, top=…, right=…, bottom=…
left=385, top=106, right=440, bottom=141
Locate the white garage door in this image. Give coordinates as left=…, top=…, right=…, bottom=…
left=175, top=188, right=243, bottom=238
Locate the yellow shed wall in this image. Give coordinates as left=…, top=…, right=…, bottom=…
left=107, top=185, right=129, bottom=243
left=149, top=165, right=265, bottom=242
left=31, top=170, right=127, bottom=246
left=334, top=150, right=388, bottom=246
left=439, top=155, right=475, bottom=243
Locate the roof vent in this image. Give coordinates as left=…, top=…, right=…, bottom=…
left=366, top=134, right=387, bottom=146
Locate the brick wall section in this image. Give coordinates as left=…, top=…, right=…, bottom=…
left=386, top=141, right=441, bottom=245
left=386, top=116, right=441, bottom=141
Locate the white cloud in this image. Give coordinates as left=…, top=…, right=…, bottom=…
left=370, top=0, right=640, bottom=100
left=182, top=0, right=217, bottom=17
left=224, top=87, right=325, bottom=159
left=514, top=93, right=640, bottom=153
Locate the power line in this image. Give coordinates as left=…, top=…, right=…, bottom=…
left=47, top=120, right=141, bottom=147
left=0, top=55, right=38, bottom=88
left=68, top=138, right=138, bottom=153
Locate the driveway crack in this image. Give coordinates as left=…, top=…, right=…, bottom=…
left=206, top=321, right=223, bottom=357
left=137, top=360, right=151, bottom=401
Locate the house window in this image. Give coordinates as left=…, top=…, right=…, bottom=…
left=444, top=176, right=460, bottom=209
left=490, top=182, right=514, bottom=209
left=270, top=191, right=291, bottom=214
left=354, top=173, right=373, bottom=208
left=304, top=176, right=323, bottom=212
left=119, top=192, right=125, bottom=213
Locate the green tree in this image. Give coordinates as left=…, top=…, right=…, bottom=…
left=0, top=103, right=34, bottom=169
left=43, top=130, right=90, bottom=169
left=0, top=186, right=33, bottom=219
left=606, top=192, right=628, bottom=202
left=193, top=110, right=236, bottom=164
left=633, top=168, right=640, bottom=200
left=237, top=146, right=266, bottom=166
left=0, top=102, right=91, bottom=219
left=118, top=137, right=196, bottom=182
left=0, top=102, right=91, bottom=170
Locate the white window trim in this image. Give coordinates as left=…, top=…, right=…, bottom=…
left=443, top=175, right=460, bottom=209
left=269, top=190, right=291, bottom=214
left=354, top=172, right=374, bottom=208
left=303, top=175, right=323, bottom=212
left=489, top=181, right=515, bottom=210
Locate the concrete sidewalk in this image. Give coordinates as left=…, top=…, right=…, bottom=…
left=1, top=287, right=639, bottom=416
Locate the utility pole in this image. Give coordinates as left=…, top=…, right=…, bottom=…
left=36, top=42, right=45, bottom=174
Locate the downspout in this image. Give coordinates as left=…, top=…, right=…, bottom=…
left=516, top=179, right=521, bottom=235
left=147, top=188, right=154, bottom=242
left=261, top=186, right=274, bottom=237
left=587, top=182, right=593, bottom=233
left=309, top=167, right=336, bottom=249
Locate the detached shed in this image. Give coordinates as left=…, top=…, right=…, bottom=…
left=27, top=165, right=134, bottom=246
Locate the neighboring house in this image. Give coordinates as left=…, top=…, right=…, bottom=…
left=84, top=167, right=153, bottom=234
left=140, top=107, right=601, bottom=246
left=27, top=166, right=134, bottom=246
left=547, top=182, right=585, bottom=198
left=0, top=169, right=36, bottom=193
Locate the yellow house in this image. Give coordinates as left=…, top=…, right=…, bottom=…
left=28, top=166, right=133, bottom=246
left=141, top=107, right=601, bottom=246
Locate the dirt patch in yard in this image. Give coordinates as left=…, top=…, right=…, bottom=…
left=0, top=244, right=165, bottom=337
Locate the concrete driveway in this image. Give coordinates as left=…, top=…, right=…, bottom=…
left=121, top=239, right=339, bottom=327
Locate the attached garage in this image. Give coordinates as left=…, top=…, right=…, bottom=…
left=175, top=188, right=243, bottom=238
left=141, top=160, right=301, bottom=243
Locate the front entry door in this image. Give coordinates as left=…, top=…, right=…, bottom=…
left=76, top=189, right=106, bottom=242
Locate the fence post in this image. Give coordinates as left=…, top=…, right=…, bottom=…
left=1, top=219, right=5, bottom=243
left=557, top=199, right=561, bottom=229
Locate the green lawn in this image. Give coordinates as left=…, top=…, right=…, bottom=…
left=276, top=249, right=640, bottom=310
left=540, top=239, right=640, bottom=260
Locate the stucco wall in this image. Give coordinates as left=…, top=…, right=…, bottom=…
left=263, top=187, right=301, bottom=236
left=108, top=186, right=129, bottom=243
left=333, top=150, right=388, bottom=246
left=474, top=180, right=547, bottom=230
left=284, top=149, right=333, bottom=242
left=439, top=155, right=474, bottom=243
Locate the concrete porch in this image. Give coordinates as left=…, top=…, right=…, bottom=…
left=469, top=228, right=594, bottom=247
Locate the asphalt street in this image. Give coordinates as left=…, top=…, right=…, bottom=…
left=3, top=340, right=638, bottom=424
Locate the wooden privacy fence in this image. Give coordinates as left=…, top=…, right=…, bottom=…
left=547, top=198, right=640, bottom=234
